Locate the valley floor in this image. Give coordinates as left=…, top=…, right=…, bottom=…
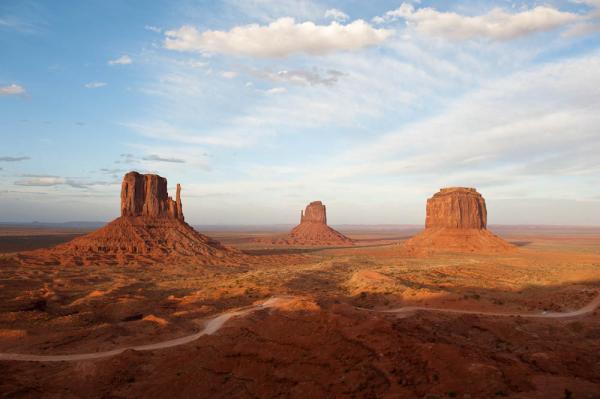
left=0, top=226, right=599, bottom=398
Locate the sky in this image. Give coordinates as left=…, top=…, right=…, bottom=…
left=1, top=0, right=599, bottom=225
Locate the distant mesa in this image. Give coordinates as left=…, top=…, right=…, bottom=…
left=403, top=187, right=514, bottom=253
left=264, top=201, right=353, bottom=246
left=17, top=171, right=239, bottom=266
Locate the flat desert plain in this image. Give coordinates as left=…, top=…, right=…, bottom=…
left=1, top=225, right=599, bottom=398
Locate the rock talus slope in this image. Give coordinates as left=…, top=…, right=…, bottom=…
left=267, top=201, right=353, bottom=246
left=17, top=172, right=239, bottom=266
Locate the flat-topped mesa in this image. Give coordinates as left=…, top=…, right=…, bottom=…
left=300, top=201, right=327, bottom=224
left=425, top=187, right=486, bottom=230
left=403, top=187, right=514, bottom=254
left=120, top=171, right=184, bottom=221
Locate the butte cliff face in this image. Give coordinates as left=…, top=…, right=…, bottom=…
left=404, top=187, right=513, bottom=253
left=120, top=171, right=184, bottom=220
left=425, top=188, right=486, bottom=229
left=300, top=201, right=327, bottom=224
left=18, top=172, right=238, bottom=266
left=281, top=201, right=353, bottom=246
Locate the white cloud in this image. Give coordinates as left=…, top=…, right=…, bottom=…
left=164, top=18, right=393, bottom=57
left=570, top=0, right=600, bottom=6
left=563, top=20, right=600, bottom=36
left=0, top=84, right=26, bottom=96
left=266, top=87, right=287, bottom=94
left=145, top=25, right=162, bottom=33
left=221, top=71, right=238, bottom=79
left=252, top=68, right=343, bottom=86
left=374, top=3, right=580, bottom=40
left=84, top=81, right=107, bottom=89
left=15, top=176, right=66, bottom=187
left=564, top=0, right=600, bottom=36
left=324, top=8, right=349, bottom=22
left=13, top=175, right=115, bottom=189
left=123, top=121, right=261, bottom=148
left=108, top=55, right=133, bottom=65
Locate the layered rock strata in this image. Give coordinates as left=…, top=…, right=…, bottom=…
left=120, top=171, right=184, bottom=220
left=404, top=187, right=514, bottom=253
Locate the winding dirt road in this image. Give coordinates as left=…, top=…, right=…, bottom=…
left=1, top=294, right=598, bottom=363
left=374, top=292, right=600, bottom=318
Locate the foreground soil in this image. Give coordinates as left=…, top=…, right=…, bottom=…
left=1, top=226, right=599, bottom=398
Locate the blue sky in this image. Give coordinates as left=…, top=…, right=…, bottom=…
left=1, top=0, right=599, bottom=225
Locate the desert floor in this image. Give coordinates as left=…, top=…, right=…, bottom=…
left=0, top=225, right=599, bottom=398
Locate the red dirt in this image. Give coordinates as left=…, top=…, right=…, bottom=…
left=0, top=227, right=599, bottom=398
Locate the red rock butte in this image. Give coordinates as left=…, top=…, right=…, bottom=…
left=121, top=172, right=184, bottom=220
left=281, top=201, right=353, bottom=246
left=17, top=172, right=239, bottom=266
left=257, top=201, right=353, bottom=246
left=404, top=187, right=514, bottom=253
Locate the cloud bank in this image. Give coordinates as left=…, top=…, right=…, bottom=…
left=14, top=175, right=115, bottom=189
left=164, top=18, right=393, bottom=57
left=374, top=4, right=580, bottom=40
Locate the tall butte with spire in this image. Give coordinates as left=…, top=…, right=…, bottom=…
left=18, top=171, right=237, bottom=266
left=120, top=172, right=184, bottom=220
left=274, top=201, right=353, bottom=246
left=403, top=187, right=514, bottom=253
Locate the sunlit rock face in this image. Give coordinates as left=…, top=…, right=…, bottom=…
left=425, top=187, right=486, bottom=230
left=300, top=201, right=327, bottom=224
left=120, top=171, right=184, bottom=221
left=404, top=187, right=514, bottom=254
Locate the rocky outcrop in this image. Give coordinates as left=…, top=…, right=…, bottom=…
left=300, top=201, right=327, bottom=224
left=425, top=188, right=486, bottom=229
left=260, top=201, right=353, bottom=246
left=404, top=187, right=514, bottom=254
left=18, top=172, right=239, bottom=266
left=121, top=172, right=184, bottom=220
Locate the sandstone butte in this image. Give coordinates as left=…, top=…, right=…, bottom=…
left=17, top=172, right=238, bottom=266
left=403, top=187, right=515, bottom=253
left=268, top=201, right=353, bottom=246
